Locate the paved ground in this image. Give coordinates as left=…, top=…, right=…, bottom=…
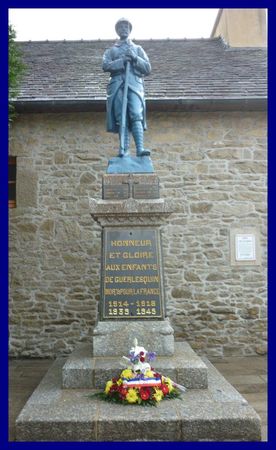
left=9, top=355, right=267, bottom=442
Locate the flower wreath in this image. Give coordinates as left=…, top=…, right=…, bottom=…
left=92, top=339, right=186, bottom=406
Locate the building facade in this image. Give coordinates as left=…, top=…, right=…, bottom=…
left=9, top=23, right=267, bottom=357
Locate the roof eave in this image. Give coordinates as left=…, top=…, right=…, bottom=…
left=12, top=97, right=267, bottom=113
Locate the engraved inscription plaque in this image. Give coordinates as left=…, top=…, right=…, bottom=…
left=101, top=228, right=165, bottom=319
left=133, top=183, right=159, bottom=199
left=102, top=174, right=160, bottom=200
left=103, top=184, right=129, bottom=200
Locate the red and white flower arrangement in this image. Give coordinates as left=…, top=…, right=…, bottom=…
left=92, top=339, right=186, bottom=406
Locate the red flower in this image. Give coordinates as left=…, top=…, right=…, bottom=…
left=109, top=384, right=118, bottom=393
left=140, top=387, right=150, bottom=400
left=154, top=372, right=161, bottom=378
left=140, top=356, right=145, bottom=362
left=161, top=384, right=169, bottom=395
left=140, top=351, right=144, bottom=356
left=112, top=377, right=118, bottom=383
left=119, top=386, right=128, bottom=398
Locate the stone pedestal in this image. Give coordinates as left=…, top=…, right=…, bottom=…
left=90, top=173, right=174, bottom=358
left=15, top=173, right=262, bottom=441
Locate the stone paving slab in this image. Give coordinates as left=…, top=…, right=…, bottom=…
left=243, top=392, right=267, bottom=406
left=224, top=374, right=266, bottom=385
left=62, top=341, right=208, bottom=390
left=210, top=357, right=267, bottom=376
left=16, top=355, right=261, bottom=441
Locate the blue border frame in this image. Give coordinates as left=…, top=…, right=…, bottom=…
left=1, top=1, right=271, bottom=449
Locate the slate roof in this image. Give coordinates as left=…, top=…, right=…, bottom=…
left=14, top=37, right=267, bottom=112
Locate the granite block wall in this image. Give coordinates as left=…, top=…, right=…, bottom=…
left=9, top=111, right=267, bottom=357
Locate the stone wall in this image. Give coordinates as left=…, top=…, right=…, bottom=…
left=9, top=110, right=267, bottom=357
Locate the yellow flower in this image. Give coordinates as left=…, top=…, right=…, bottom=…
left=153, top=388, right=164, bottom=402
left=117, top=378, right=122, bottom=385
left=121, top=369, right=133, bottom=379
left=145, top=369, right=155, bottom=378
left=126, top=388, right=139, bottom=404
left=164, top=377, right=174, bottom=393
left=104, top=380, right=113, bottom=394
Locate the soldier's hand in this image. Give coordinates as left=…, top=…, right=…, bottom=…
left=125, top=49, right=137, bottom=62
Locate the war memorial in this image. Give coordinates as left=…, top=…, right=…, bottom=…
left=14, top=18, right=263, bottom=441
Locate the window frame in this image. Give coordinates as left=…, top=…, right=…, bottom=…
left=9, top=156, right=16, bottom=208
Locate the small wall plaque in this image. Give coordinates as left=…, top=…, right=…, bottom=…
left=235, top=234, right=256, bottom=261
left=230, top=228, right=261, bottom=266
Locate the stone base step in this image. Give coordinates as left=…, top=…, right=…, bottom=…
left=92, top=319, right=175, bottom=357
left=62, top=341, right=208, bottom=390
left=16, top=356, right=261, bottom=441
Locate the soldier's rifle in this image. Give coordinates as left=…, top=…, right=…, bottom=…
left=120, top=60, right=130, bottom=155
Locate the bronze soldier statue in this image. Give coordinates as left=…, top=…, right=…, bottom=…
left=102, top=18, right=151, bottom=157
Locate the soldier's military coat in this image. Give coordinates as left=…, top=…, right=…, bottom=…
left=102, top=39, right=151, bottom=133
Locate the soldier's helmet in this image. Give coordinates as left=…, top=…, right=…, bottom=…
left=115, top=18, right=132, bottom=34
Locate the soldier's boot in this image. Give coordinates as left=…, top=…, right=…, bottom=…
left=118, top=128, right=130, bottom=157
left=132, top=121, right=150, bottom=156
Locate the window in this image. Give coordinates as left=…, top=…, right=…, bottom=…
left=9, top=156, right=16, bottom=208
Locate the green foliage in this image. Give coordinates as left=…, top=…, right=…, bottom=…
left=9, top=24, right=25, bottom=123
left=163, top=389, right=182, bottom=400
left=87, top=388, right=182, bottom=406
left=88, top=391, right=158, bottom=406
